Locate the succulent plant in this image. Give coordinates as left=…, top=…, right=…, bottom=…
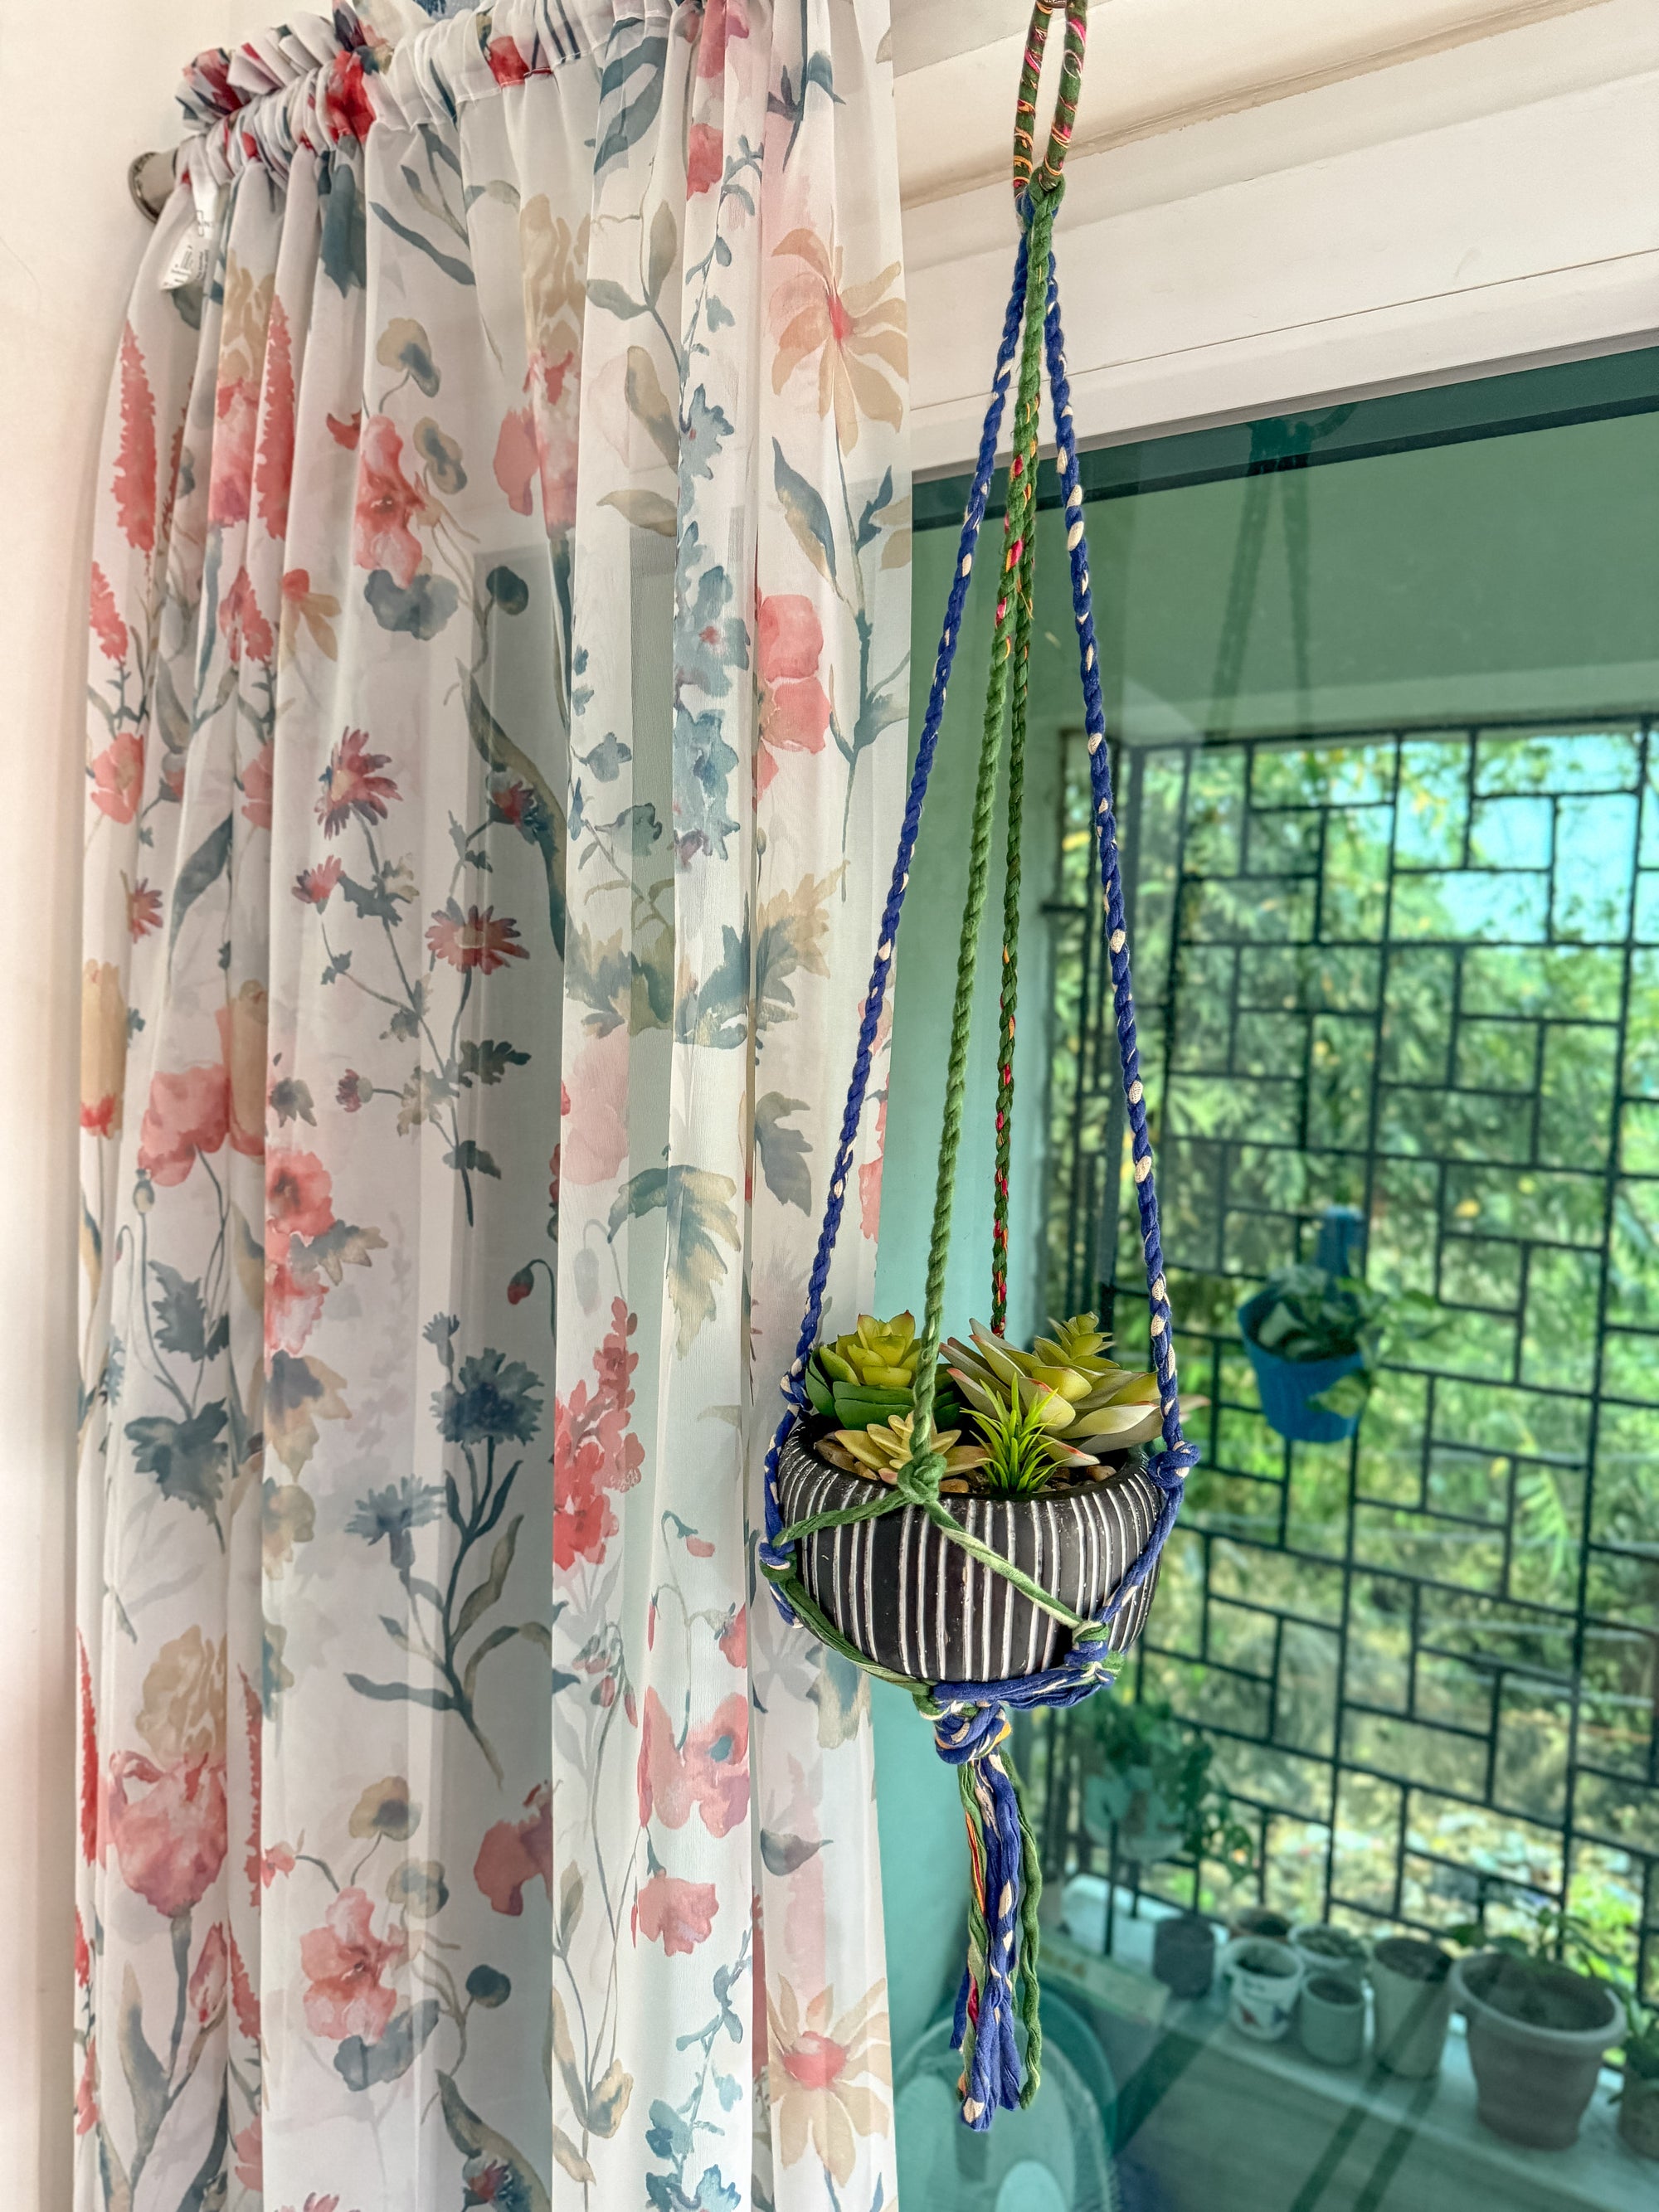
left=805, top=1311, right=922, bottom=1431
left=804, top=1309, right=1192, bottom=1500
left=944, top=1314, right=1173, bottom=1498
left=818, top=1411, right=984, bottom=1488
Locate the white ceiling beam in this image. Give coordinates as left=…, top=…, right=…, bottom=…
left=899, top=0, right=1659, bottom=472
left=893, top=0, right=1625, bottom=205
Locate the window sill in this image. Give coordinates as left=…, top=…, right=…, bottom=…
left=1049, top=1879, right=1652, bottom=2212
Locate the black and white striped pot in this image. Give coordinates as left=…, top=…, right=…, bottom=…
left=776, top=1420, right=1163, bottom=1684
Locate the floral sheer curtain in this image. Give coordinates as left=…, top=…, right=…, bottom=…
left=76, top=5, right=908, bottom=2206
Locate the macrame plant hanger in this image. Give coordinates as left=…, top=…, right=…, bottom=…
left=758, top=0, right=1199, bottom=2128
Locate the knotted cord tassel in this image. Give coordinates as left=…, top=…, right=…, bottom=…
left=935, top=1704, right=1046, bottom=2125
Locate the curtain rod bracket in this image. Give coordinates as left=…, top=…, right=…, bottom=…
left=129, top=149, right=177, bottom=226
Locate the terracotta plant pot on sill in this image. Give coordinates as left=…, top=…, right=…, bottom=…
left=775, top=1420, right=1165, bottom=1681
left=1452, top=1951, right=1622, bottom=2151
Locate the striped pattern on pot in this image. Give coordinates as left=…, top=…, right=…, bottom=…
left=776, top=1424, right=1161, bottom=1683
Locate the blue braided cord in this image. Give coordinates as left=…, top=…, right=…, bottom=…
left=952, top=1749, right=1028, bottom=2126
left=951, top=1962, right=973, bottom=2052
left=759, top=235, right=1034, bottom=1594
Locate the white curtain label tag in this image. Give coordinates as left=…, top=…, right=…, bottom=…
left=160, top=231, right=207, bottom=292
left=161, top=167, right=220, bottom=293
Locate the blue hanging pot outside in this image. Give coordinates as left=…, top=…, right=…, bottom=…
left=1238, top=1289, right=1364, bottom=1444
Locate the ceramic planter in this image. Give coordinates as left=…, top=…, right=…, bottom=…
left=1301, top=1973, right=1366, bottom=2068
left=1152, top=1912, right=1217, bottom=2000
left=1452, top=1952, right=1622, bottom=2150
left=1238, top=1292, right=1364, bottom=1444
left=775, top=1420, right=1164, bottom=1681
left=1219, top=1937, right=1303, bottom=2042
left=1291, top=1923, right=1369, bottom=1989
left=1618, top=2059, right=1659, bottom=2161
left=1370, top=1937, right=1452, bottom=2078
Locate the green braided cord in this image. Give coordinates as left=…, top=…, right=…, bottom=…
left=764, top=1480, right=1104, bottom=1636
left=991, top=467, right=1037, bottom=1332
left=996, top=52, right=1051, bottom=1331
left=955, top=1760, right=990, bottom=2090
left=757, top=1568, right=924, bottom=1693
left=1007, top=1734, right=1046, bottom=2104
left=1011, top=1, right=1087, bottom=206
left=767, top=1482, right=902, bottom=1551
left=908, top=181, right=1058, bottom=1470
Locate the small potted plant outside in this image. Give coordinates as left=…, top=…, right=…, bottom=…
left=1219, top=1937, right=1304, bottom=2043
left=1449, top=1905, right=1624, bottom=2151
left=1618, top=2001, right=1659, bottom=2161
left=1076, top=1700, right=1255, bottom=2002
left=1301, top=1974, right=1366, bottom=2069
left=1150, top=1788, right=1255, bottom=2002
left=1238, top=1208, right=1438, bottom=1446
left=1082, top=1695, right=1219, bottom=1865
left=1229, top=1905, right=1292, bottom=1942
left=781, top=1311, right=1199, bottom=1680
left=1069, top=1694, right=1251, bottom=2001
left=1370, top=1935, right=1454, bottom=2079
left=1291, top=1922, right=1369, bottom=1990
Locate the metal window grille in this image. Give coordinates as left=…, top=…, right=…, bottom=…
left=1036, top=714, right=1658, bottom=1998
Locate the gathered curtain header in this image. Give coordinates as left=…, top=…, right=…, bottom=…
left=177, top=0, right=686, bottom=183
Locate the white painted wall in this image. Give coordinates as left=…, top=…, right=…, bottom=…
left=1, top=0, right=1653, bottom=2197
left=0, top=5, right=274, bottom=2197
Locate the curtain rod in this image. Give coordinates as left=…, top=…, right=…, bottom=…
left=129, top=148, right=178, bottom=225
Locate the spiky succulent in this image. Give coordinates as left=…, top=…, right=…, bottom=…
left=805, top=1311, right=922, bottom=1431
left=818, top=1411, right=984, bottom=1486
left=944, top=1313, right=1170, bottom=1497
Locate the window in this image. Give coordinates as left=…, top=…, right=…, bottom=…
left=886, top=348, right=1659, bottom=2210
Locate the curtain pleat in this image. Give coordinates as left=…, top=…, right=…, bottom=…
left=76, top=6, right=907, bottom=2205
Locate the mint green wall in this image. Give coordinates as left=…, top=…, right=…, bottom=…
left=872, top=403, right=1659, bottom=2066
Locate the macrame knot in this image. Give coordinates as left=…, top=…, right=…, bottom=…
left=1144, top=1438, right=1200, bottom=1495
left=933, top=1701, right=1012, bottom=1767
left=1056, top=1627, right=1116, bottom=1689
left=757, top=1539, right=794, bottom=1575
left=893, top=1447, right=945, bottom=1510
left=1016, top=173, right=1065, bottom=232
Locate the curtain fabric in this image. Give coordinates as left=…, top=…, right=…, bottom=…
left=76, top=6, right=909, bottom=2207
